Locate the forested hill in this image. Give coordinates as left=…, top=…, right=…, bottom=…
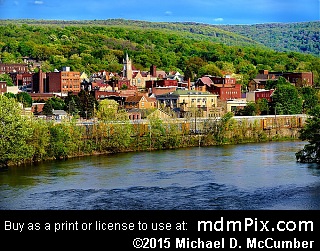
left=0, top=18, right=264, bottom=49
left=101, top=19, right=320, bottom=57
left=215, top=22, right=320, bottom=57
left=1, top=19, right=318, bottom=56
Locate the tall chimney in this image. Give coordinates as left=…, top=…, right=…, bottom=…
left=150, top=65, right=157, bottom=77
left=39, top=67, right=44, bottom=93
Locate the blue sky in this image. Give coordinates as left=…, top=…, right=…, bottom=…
left=0, top=0, right=319, bottom=24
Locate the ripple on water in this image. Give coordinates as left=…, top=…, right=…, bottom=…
left=4, top=182, right=319, bottom=210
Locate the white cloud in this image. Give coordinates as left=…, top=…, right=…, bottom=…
left=34, top=1, right=44, bottom=4
left=165, top=11, right=172, bottom=16
left=214, top=17, right=224, bottom=22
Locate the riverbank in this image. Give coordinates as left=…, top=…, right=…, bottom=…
left=2, top=126, right=303, bottom=169
left=1, top=113, right=307, bottom=169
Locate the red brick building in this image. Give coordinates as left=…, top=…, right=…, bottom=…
left=248, top=70, right=314, bottom=91
left=47, top=67, right=81, bottom=94
left=282, top=72, right=313, bottom=87
left=0, top=63, right=28, bottom=74
left=145, top=79, right=178, bottom=89
left=195, top=76, right=241, bottom=100
left=10, top=72, right=33, bottom=87
left=246, top=89, right=275, bottom=102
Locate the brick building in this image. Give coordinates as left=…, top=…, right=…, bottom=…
left=47, top=67, right=81, bottom=94
left=0, top=63, right=28, bottom=74
left=248, top=70, right=314, bottom=91
left=195, top=76, right=241, bottom=100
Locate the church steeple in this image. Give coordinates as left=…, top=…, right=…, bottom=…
left=123, top=52, right=132, bottom=80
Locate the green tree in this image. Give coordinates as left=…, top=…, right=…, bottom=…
left=96, top=99, right=119, bottom=122
left=236, top=102, right=256, bottom=116
left=47, top=120, right=83, bottom=159
left=0, top=73, right=14, bottom=86
left=296, top=105, right=320, bottom=163
left=42, top=101, right=53, bottom=116
left=29, top=119, right=51, bottom=162
left=16, top=92, right=32, bottom=107
left=198, top=63, right=222, bottom=77
left=271, top=77, right=303, bottom=115
left=78, top=90, right=97, bottom=119
left=299, top=86, right=319, bottom=114
left=64, top=93, right=80, bottom=116
left=0, top=95, right=33, bottom=167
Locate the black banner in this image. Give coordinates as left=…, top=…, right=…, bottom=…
left=1, top=210, right=318, bottom=249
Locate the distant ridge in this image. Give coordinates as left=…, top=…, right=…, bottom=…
left=0, top=18, right=319, bottom=56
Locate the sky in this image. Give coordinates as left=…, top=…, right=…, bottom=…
left=0, top=0, right=319, bottom=25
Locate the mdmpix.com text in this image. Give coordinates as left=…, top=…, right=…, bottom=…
left=198, top=217, right=313, bottom=232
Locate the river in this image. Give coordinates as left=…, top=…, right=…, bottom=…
left=1, top=140, right=320, bottom=210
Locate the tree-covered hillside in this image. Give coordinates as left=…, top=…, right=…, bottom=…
left=98, top=19, right=320, bottom=57
left=0, top=19, right=319, bottom=87
left=215, top=22, right=320, bottom=57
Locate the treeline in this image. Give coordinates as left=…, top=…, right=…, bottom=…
left=0, top=20, right=320, bottom=88
left=0, top=95, right=296, bottom=168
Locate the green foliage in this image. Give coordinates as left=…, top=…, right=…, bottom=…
left=42, top=97, right=65, bottom=116
left=29, top=119, right=51, bottom=162
left=0, top=73, right=14, bottom=86
left=236, top=102, right=256, bottom=116
left=64, top=93, right=80, bottom=116
left=16, top=92, right=32, bottom=107
left=204, top=112, right=234, bottom=145
left=96, top=99, right=119, bottom=121
left=198, top=63, right=222, bottom=77
left=217, top=22, right=320, bottom=57
left=0, top=95, right=33, bottom=166
left=299, top=86, right=320, bottom=114
left=271, top=79, right=303, bottom=115
left=148, top=116, right=167, bottom=150
left=77, top=90, right=97, bottom=119
left=296, top=105, right=320, bottom=163
left=47, top=120, right=83, bottom=159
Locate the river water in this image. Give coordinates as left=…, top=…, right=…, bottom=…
left=1, top=140, right=320, bottom=210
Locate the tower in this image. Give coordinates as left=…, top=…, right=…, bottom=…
left=123, top=53, right=132, bottom=80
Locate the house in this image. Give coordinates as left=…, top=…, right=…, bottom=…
left=124, top=94, right=156, bottom=110
left=282, top=72, right=313, bottom=87
left=156, top=89, right=219, bottom=118
left=195, top=75, right=241, bottom=100
left=31, top=103, right=45, bottom=114
left=128, top=108, right=142, bottom=121
left=167, top=71, right=184, bottom=83
left=52, top=109, right=68, bottom=120
left=30, top=93, right=59, bottom=101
